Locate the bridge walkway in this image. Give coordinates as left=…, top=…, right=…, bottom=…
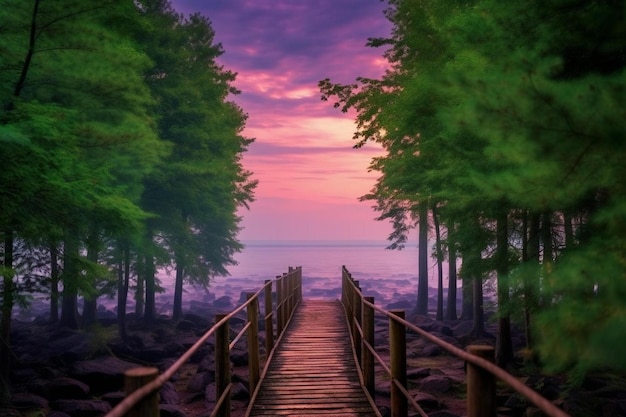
left=247, top=300, right=379, bottom=416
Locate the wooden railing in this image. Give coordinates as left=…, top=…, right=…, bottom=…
left=105, top=266, right=302, bottom=417
left=341, top=266, right=570, bottom=417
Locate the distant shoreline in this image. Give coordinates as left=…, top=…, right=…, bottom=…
left=242, top=239, right=403, bottom=248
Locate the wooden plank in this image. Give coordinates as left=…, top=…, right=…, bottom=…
left=247, top=300, right=379, bottom=417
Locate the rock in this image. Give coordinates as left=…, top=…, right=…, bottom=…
left=412, top=391, right=440, bottom=409
left=205, top=382, right=217, bottom=402
left=160, top=404, right=187, bottom=417
left=10, top=392, right=48, bottom=409
left=47, top=412, right=71, bottom=417
left=213, top=296, right=232, bottom=310
left=176, top=319, right=198, bottom=331
left=407, top=367, right=430, bottom=379
left=419, top=375, right=451, bottom=393
left=187, top=371, right=214, bottom=393
left=429, top=411, right=461, bottom=417
left=160, top=381, right=179, bottom=405
left=385, top=299, right=412, bottom=310
left=525, top=375, right=562, bottom=400
left=101, top=391, right=125, bottom=407
left=231, top=382, right=249, bottom=400
left=182, top=312, right=212, bottom=329
left=47, top=377, right=90, bottom=399
left=47, top=332, right=92, bottom=362
left=231, top=348, right=248, bottom=366
left=10, top=368, right=38, bottom=383
left=52, top=399, right=112, bottom=417
left=421, top=343, right=442, bottom=357
left=72, top=356, right=140, bottom=394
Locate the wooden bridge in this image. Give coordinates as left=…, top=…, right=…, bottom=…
left=248, top=300, right=377, bottom=416
left=105, top=266, right=569, bottom=417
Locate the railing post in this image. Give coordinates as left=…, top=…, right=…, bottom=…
left=389, top=310, right=407, bottom=417
left=362, top=296, right=375, bottom=400
left=264, top=280, right=274, bottom=354
left=215, top=313, right=231, bottom=417
left=288, top=267, right=294, bottom=318
left=352, top=281, right=362, bottom=364
left=246, top=293, right=260, bottom=395
left=297, top=266, right=302, bottom=302
left=467, top=345, right=496, bottom=417
left=276, top=275, right=284, bottom=336
left=124, top=367, right=159, bottom=417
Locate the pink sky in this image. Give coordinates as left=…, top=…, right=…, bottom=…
left=170, top=0, right=397, bottom=241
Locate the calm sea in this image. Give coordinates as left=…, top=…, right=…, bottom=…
left=16, top=240, right=447, bottom=321
left=199, top=240, right=434, bottom=306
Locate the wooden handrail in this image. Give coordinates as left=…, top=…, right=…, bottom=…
left=341, top=266, right=570, bottom=417
left=105, top=266, right=302, bottom=417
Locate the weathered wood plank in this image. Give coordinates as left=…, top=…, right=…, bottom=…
left=247, top=300, right=379, bottom=417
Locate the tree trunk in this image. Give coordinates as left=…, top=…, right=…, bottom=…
left=82, top=232, right=99, bottom=327
left=59, top=230, right=80, bottom=329
left=524, top=212, right=541, bottom=349
left=135, top=257, right=144, bottom=318
left=563, top=211, right=574, bottom=249
left=432, top=206, right=444, bottom=321
left=445, top=226, right=458, bottom=321
left=416, top=202, right=429, bottom=315
left=172, top=260, right=184, bottom=321
left=49, top=243, right=59, bottom=323
left=1, top=231, right=15, bottom=399
left=461, top=251, right=473, bottom=320
left=495, top=208, right=514, bottom=367
left=117, top=242, right=130, bottom=341
left=472, top=271, right=484, bottom=338
left=541, top=212, right=553, bottom=300
left=144, top=253, right=156, bottom=323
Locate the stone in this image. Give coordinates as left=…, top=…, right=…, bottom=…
left=412, top=391, right=440, bottom=409
left=72, top=356, right=140, bottom=394
left=213, top=296, right=232, bottom=310
left=160, top=404, right=188, bottom=417
left=231, top=382, right=249, bottom=400
left=419, top=375, right=451, bottom=393
left=421, top=343, right=442, bottom=357
left=101, top=391, right=125, bottom=408
left=187, top=371, right=214, bottom=393
left=407, top=367, right=430, bottom=379
left=52, top=399, right=112, bottom=417
left=47, top=412, right=71, bottom=417
left=160, top=381, right=179, bottom=405
left=429, top=411, right=461, bottom=417
left=10, top=392, right=48, bottom=409
left=47, top=377, right=90, bottom=399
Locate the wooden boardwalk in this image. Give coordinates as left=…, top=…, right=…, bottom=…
left=248, top=300, right=379, bottom=416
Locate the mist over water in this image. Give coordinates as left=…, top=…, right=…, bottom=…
left=202, top=240, right=443, bottom=305
left=16, top=240, right=458, bottom=321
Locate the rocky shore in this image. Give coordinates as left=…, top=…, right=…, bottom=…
left=3, top=292, right=626, bottom=417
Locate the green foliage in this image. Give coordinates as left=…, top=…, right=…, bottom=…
left=321, top=0, right=626, bottom=376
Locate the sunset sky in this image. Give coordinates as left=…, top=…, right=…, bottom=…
left=170, top=0, right=397, bottom=242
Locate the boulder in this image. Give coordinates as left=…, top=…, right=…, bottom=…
left=187, top=371, right=214, bottom=393
left=160, top=404, right=187, bottom=417
left=213, top=296, right=232, bottom=310
left=160, top=381, right=179, bottom=405
left=231, top=382, right=249, bottom=400
left=419, top=375, right=451, bottom=393
left=52, top=399, right=112, bottom=417
left=72, top=356, right=140, bottom=394
left=413, top=391, right=441, bottom=409
left=101, top=391, right=125, bottom=408
left=10, top=392, right=48, bottom=409
left=47, top=377, right=90, bottom=399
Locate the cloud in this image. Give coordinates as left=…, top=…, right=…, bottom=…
left=170, top=0, right=393, bottom=240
